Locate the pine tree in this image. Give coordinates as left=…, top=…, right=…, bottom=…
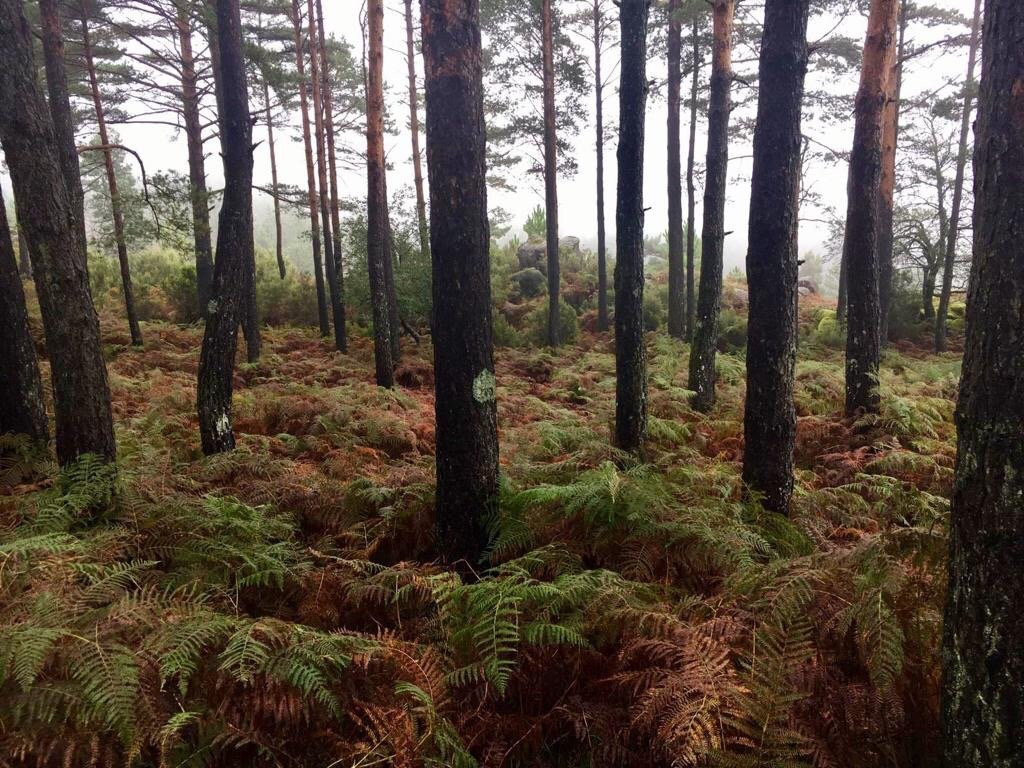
left=0, top=188, right=48, bottom=445
left=196, top=0, right=255, bottom=454
left=742, top=0, right=811, bottom=516
left=0, top=0, right=116, bottom=465
left=940, top=1, right=1024, bottom=762
left=687, top=0, right=733, bottom=412
left=403, top=0, right=430, bottom=260
left=666, top=0, right=685, bottom=340
left=843, top=0, right=900, bottom=415
left=614, top=0, right=649, bottom=453
left=422, top=0, right=499, bottom=568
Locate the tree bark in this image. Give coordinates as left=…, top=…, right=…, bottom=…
left=742, top=0, right=810, bottom=516
left=922, top=262, right=938, bottom=319
left=81, top=14, right=143, bottom=347
left=404, top=0, right=430, bottom=259
left=422, top=0, right=499, bottom=569
left=263, top=82, right=286, bottom=280
left=196, top=0, right=254, bottom=455
left=877, top=2, right=906, bottom=347
left=685, top=17, right=699, bottom=342
left=176, top=6, right=214, bottom=314
left=594, top=0, right=609, bottom=332
left=289, top=0, right=330, bottom=337
left=934, top=0, right=981, bottom=353
left=940, top=1, right=1024, bottom=763
left=307, top=0, right=346, bottom=353
left=842, top=0, right=899, bottom=416
left=542, top=0, right=561, bottom=347
left=17, top=224, right=31, bottom=278
left=317, top=0, right=347, bottom=348
left=614, top=0, right=649, bottom=453
left=666, top=0, right=685, bottom=340
left=687, top=0, right=733, bottom=412
left=38, top=0, right=86, bottom=258
left=208, top=16, right=259, bottom=363
left=0, top=0, right=116, bottom=466
left=0, top=188, right=48, bottom=444
left=366, top=0, right=395, bottom=387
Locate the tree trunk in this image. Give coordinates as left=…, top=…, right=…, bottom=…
left=922, top=263, right=937, bottom=319
left=17, top=225, right=31, bottom=278
left=542, top=0, right=561, bottom=347
left=307, top=0, right=346, bottom=353
left=934, top=0, right=981, bottom=353
left=422, top=0, right=499, bottom=569
left=877, top=2, right=906, bottom=347
left=366, top=0, right=396, bottom=387
left=289, top=0, right=330, bottom=337
left=940, top=1, right=1024, bottom=763
left=81, top=15, right=143, bottom=347
left=318, top=0, right=347, bottom=349
left=264, top=82, right=286, bottom=280
left=594, top=0, right=608, bottom=332
left=196, top=0, right=254, bottom=455
left=208, top=18, right=259, bottom=363
left=837, top=244, right=848, bottom=325
left=39, top=0, right=86, bottom=257
left=176, top=7, right=214, bottom=315
left=685, top=17, right=699, bottom=342
left=404, top=0, right=430, bottom=259
left=0, top=188, right=48, bottom=444
left=614, top=0, right=649, bottom=453
left=742, top=0, right=810, bottom=516
left=842, top=0, right=899, bottom=416
left=0, top=0, right=116, bottom=466
left=687, top=0, right=733, bottom=412
left=666, top=0, right=685, bottom=340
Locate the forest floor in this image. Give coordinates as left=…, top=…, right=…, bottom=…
left=0, top=295, right=962, bottom=768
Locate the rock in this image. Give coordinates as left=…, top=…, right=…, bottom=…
left=798, top=285, right=812, bottom=297
left=517, top=240, right=547, bottom=273
left=510, top=268, right=547, bottom=298
left=797, top=278, right=818, bottom=294
left=558, top=236, right=581, bottom=257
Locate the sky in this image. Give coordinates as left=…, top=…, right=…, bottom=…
left=3, top=0, right=978, bottom=275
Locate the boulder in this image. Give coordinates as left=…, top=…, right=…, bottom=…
left=559, top=235, right=581, bottom=257
left=797, top=278, right=818, bottom=294
left=510, top=268, right=547, bottom=298
left=517, top=240, right=547, bottom=273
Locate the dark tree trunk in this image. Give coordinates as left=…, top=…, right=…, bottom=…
left=666, top=0, right=685, bottom=340
left=0, top=0, right=115, bottom=466
left=318, top=0, right=346, bottom=347
left=922, top=263, right=937, bottom=319
left=208, top=16, right=259, bottom=363
left=176, top=7, right=214, bottom=314
left=196, top=0, right=254, bottom=455
left=685, top=18, right=699, bottom=342
left=843, top=0, right=899, bottom=416
left=81, top=15, right=143, bottom=347
left=264, top=83, right=286, bottom=280
left=17, top=225, right=31, bottom=277
left=307, top=0, right=345, bottom=353
left=0, top=188, right=48, bottom=444
left=742, top=0, right=810, bottom=516
left=837, top=245, right=848, bottom=325
left=687, top=0, right=733, bottom=412
left=542, top=0, right=561, bottom=347
left=594, top=0, right=608, bottom=332
left=877, top=2, right=906, bottom=347
left=422, top=0, right=499, bottom=569
left=289, top=0, right=330, bottom=337
left=614, top=0, right=649, bottom=453
left=39, top=0, right=86, bottom=257
left=940, top=1, right=1024, bottom=763
left=934, top=0, right=981, bottom=353
left=404, top=0, right=430, bottom=259
left=366, top=0, right=395, bottom=387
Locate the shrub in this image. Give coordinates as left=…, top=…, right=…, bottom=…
left=526, top=300, right=579, bottom=346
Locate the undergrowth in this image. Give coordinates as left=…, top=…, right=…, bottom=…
left=0, top=309, right=956, bottom=767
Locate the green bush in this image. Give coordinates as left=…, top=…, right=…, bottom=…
left=526, top=300, right=579, bottom=346
left=718, top=307, right=747, bottom=353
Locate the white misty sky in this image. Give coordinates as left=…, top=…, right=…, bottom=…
left=3, top=0, right=977, bottom=273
